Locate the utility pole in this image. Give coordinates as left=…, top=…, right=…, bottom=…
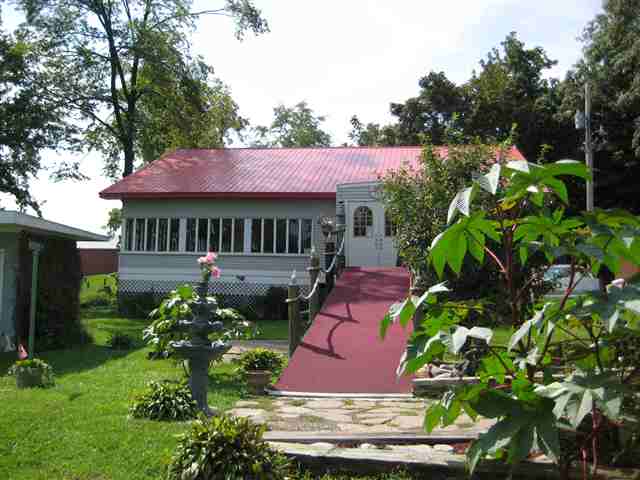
left=585, top=82, right=594, bottom=212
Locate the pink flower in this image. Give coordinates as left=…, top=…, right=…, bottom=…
left=197, top=256, right=208, bottom=264
left=205, top=252, right=218, bottom=262
left=210, top=266, right=221, bottom=278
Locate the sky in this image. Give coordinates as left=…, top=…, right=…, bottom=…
left=0, top=0, right=603, bottom=241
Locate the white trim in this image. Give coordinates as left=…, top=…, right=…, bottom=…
left=243, top=218, right=252, bottom=253
left=0, top=211, right=108, bottom=242
left=119, top=251, right=307, bottom=258
left=119, top=267, right=307, bottom=284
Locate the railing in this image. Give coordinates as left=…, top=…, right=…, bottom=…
left=286, top=238, right=345, bottom=356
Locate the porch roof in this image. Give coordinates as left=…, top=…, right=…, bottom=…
left=0, top=211, right=109, bottom=242
left=99, top=146, right=526, bottom=200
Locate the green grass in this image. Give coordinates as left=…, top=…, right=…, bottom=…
left=0, top=313, right=246, bottom=480
left=254, top=319, right=289, bottom=340
left=80, top=274, right=117, bottom=306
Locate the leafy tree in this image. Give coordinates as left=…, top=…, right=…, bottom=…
left=382, top=157, right=640, bottom=478
left=561, top=0, right=640, bottom=213
left=104, top=207, right=122, bottom=241
left=0, top=26, right=80, bottom=213
left=251, top=101, right=331, bottom=147
left=137, top=65, right=247, bottom=163
left=350, top=33, right=578, bottom=162
left=16, top=0, right=268, bottom=178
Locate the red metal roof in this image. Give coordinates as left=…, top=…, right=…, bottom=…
left=99, top=146, right=525, bottom=200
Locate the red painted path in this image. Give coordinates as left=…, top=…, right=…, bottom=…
left=274, top=267, right=412, bottom=394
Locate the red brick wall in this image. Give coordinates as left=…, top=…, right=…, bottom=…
left=79, top=249, right=118, bottom=276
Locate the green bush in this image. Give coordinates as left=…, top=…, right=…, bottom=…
left=167, top=414, right=289, bottom=480
left=239, top=348, right=285, bottom=373
left=8, top=358, right=55, bottom=388
left=129, top=380, right=198, bottom=421
left=119, top=292, right=159, bottom=318
left=255, top=286, right=288, bottom=320
left=107, top=331, right=135, bottom=350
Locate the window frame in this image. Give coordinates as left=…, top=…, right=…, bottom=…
left=121, top=216, right=313, bottom=256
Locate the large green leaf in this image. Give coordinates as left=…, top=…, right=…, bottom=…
left=451, top=326, right=493, bottom=354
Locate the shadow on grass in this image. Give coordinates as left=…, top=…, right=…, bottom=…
left=0, top=343, right=142, bottom=377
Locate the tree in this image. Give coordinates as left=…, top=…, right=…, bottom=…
left=16, top=0, right=268, bottom=178
left=137, top=64, right=247, bottom=163
left=382, top=158, right=640, bottom=478
left=350, top=34, right=578, bottom=163
left=251, top=101, right=332, bottom=147
left=0, top=26, right=80, bottom=213
left=561, top=0, right=640, bottom=213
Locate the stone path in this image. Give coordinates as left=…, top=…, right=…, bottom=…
left=228, top=396, right=494, bottom=435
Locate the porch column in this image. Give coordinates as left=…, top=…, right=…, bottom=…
left=27, top=241, right=43, bottom=358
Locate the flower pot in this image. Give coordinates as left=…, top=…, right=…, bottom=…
left=16, top=369, right=45, bottom=389
left=246, top=370, right=271, bottom=395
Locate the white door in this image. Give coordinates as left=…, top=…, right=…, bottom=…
left=347, top=202, right=398, bottom=267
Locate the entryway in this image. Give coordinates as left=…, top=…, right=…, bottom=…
left=346, top=200, right=398, bottom=268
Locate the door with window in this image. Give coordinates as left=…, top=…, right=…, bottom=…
left=347, top=202, right=398, bottom=267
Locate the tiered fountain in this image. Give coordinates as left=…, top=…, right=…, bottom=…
left=169, top=253, right=230, bottom=415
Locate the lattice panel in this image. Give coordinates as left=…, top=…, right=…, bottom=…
left=117, top=279, right=308, bottom=317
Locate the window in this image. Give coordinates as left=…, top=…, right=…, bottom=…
left=209, top=218, right=220, bottom=251
left=122, top=216, right=312, bottom=255
left=385, top=211, right=397, bottom=237
left=197, top=218, right=208, bottom=252
left=263, top=219, right=274, bottom=253
left=146, top=218, right=157, bottom=251
left=353, top=206, right=373, bottom=237
left=158, top=219, right=168, bottom=251
left=169, top=218, right=180, bottom=251
left=288, top=219, right=300, bottom=254
left=221, top=218, right=232, bottom=252
left=135, top=218, right=146, bottom=251
left=125, top=219, right=134, bottom=251
left=276, top=218, right=287, bottom=253
left=185, top=218, right=196, bottom=252
left=301, top=219, right=313, bottom=253
left=251, top=219, right=262, bottom=253
left=233, top=218, right=244, bottom=253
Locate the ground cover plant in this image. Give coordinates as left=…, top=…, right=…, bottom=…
left=383, top=154, right=640, bottom=478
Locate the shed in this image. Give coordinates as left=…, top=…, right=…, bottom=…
left=0, top=211, right=108, bottom=351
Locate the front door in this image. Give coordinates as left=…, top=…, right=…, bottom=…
left=346, top=202, right=398, bottom=267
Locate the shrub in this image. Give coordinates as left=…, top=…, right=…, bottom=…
left=167, top=414, right=289, bottom=480
left=129, top=380, right=198, bottom=421
left=8, top=358, right=55, bottom=388
left=239, top=348, right=286, bottom=373
left=143, top=285, right=252, bottom=359
left=119, top=291, right=159, bottom=318
left=107, top=332, right=135, bottom=350
left=256, top=286, right=288, bottom=320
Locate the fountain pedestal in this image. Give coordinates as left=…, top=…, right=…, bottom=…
left=169, top=281, right=230, bottom=415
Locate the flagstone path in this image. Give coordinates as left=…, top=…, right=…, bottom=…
left=228, top=396, right=494, bottom=435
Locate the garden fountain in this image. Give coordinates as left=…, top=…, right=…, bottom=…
left=169, top=253, right=231, bottom=415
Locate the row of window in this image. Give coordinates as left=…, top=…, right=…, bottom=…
left=123, top=217, right=314, bottom=255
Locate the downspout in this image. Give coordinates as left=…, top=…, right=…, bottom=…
left=27, top=241, right=43, bottom=359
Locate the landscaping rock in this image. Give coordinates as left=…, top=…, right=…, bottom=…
left=359, top=443, right=377, bottom=449
left=234, top=400, right=260, bottom=408
left=278, top=406, right=313, bottom=415
left=228, top=408, right=267, bottom=418
left=310, top=442, right=335, bottom=449
left=360, top=416, right=393, bottom=426
left=391, top=415, right=423, bottom=429
left=304, top=399, right=344, bottom=409
left=433, top=444, right=455, bottom=453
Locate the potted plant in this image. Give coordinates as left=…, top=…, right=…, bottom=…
left=239, top=348, right=285, bottom=395
left=8, top=358, right=55, bottom=389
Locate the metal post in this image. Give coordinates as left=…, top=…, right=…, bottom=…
left=585, top=82, right=594, bottom=212
left=27, top=241, right=43, bottom=359
left=287, top=271, right=301, bottom=357
left=307, top=247, right=321, bottom=323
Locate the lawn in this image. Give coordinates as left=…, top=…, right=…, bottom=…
left=80, top=273, right=117, bottom=305
left=0, top=325, right=244, bottom=480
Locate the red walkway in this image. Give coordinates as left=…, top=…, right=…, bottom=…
left=274, top=267, right=412, bottom=394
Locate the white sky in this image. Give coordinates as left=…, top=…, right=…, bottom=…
left=0, top=0, right=602, bottom=239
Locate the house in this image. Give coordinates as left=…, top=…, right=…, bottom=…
left=99, top=146, right=525, bottom=306
left=0, top=211, right=108, bottom=350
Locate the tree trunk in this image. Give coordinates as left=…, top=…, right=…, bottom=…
left=123, top=141, right=135, bottom=177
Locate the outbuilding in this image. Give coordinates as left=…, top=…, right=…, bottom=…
left=0, top=211, right=108, bottom=352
